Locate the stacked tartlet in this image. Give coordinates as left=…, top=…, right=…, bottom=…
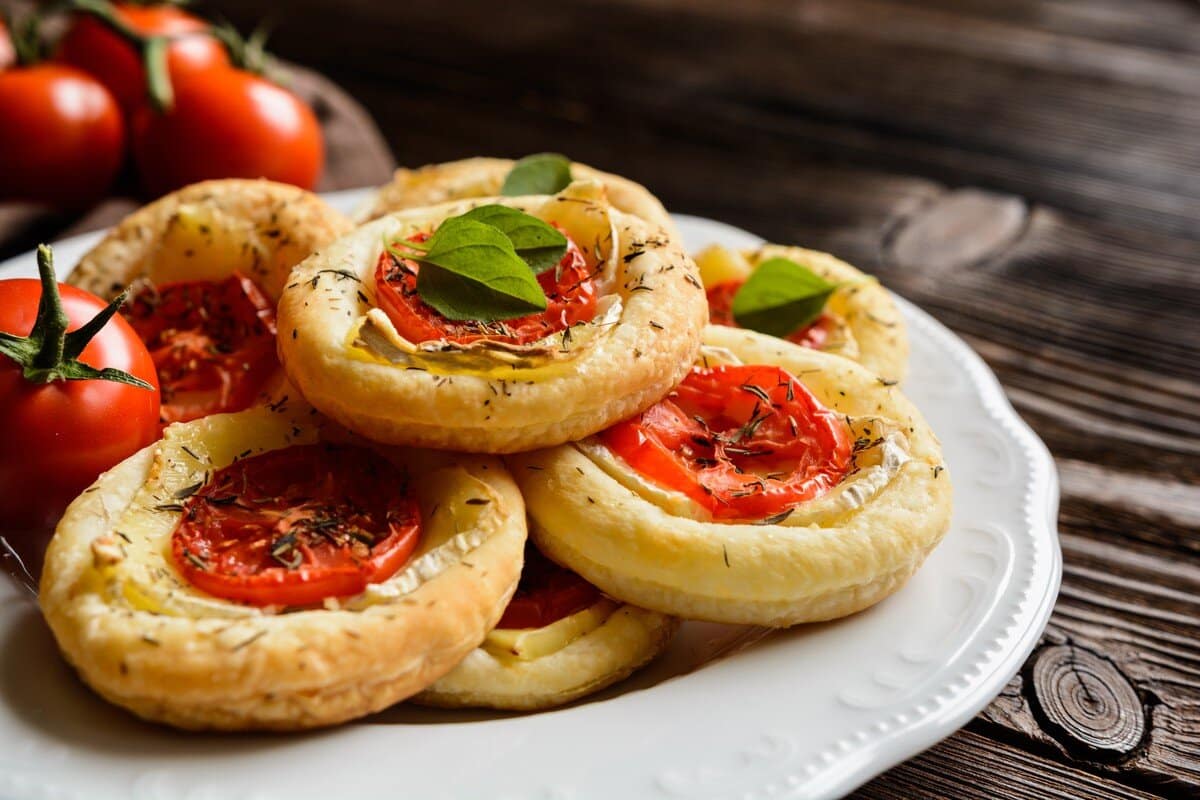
left=39, top=157, right=951, bottom=730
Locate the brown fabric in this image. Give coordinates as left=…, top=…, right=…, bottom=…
left=0, top=63, right=395, bottom=262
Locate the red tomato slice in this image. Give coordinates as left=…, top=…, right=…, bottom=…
left=374, top=228, right=598, bottom=345
left=706, top=279, right=836, bottom=349
left=497, top=544, right=602, bottom=629
left=122, top=272, right=278, bottom=425
left=171, top=443, right=422, bottom=607
left=603, top=364, right=852, bottom=521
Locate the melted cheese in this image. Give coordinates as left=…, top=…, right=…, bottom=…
left=347, top=295, right=623, bottom=380
left=482, top=599, right=618, bottom=661
left=694, top=244, right=753, bottom=287
left=147, top=203, right=270, bottom=285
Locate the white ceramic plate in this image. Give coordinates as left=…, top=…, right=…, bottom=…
left=0, top=190, right=1061, bottom=800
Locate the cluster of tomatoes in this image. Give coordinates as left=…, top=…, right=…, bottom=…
left=0, top=1, right=323, bottom=207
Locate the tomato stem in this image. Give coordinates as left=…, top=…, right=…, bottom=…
left=30, top=245, right=70, bottom=372
left=210, top=19, right=274, bottom=77
left=0, top=245, right=154, bottom=389
left=66, top=0, right=176, bottom=111
left=141, top=35, right=174, bottom=112
left=3, top=10, right=44, bottom=66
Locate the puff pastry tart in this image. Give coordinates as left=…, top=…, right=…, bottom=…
left=39, top=401, right=527, bottom=731
left=696, top=244, right=909, bottom=383
left=68, top=179, right=352, bottom=425
left=358, top=155, right=676, bottom=237
left=510, top=326, right=952, bottom=627
left=277, top=182, right=707, bottom=453
left=417, top=543, right=677, bottom=710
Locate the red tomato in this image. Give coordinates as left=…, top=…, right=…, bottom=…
left=0, top=63, right=125, bottom=206
left=0, top=277, right=160, bottom=531
left=376, top=229, right=598, bottom=345
left=706, top=279, right=836, bottom=350
left=172, top=444, right=422, bottom=607
left=603, top=364, right=852, bottom=521
left=131, top=67, right=323, bottom=196
left=497, top=545, right=601, bottom=629
left=122, top=273, right=279, bottom=426
left=57, top=3, right=229, bottom=114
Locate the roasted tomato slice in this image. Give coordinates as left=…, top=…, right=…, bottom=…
left=374, top=228, right=598, bottom=346
left=122, top=272, right=278, bottom=425
left=497, top=544, right=602, bottom=629
left=706, top=279, right=836, bottom=350
left=172, top=443, right=422, bottom=607
left=603, top=364, right=852, bottom=521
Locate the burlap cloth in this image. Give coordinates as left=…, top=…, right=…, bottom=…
left=0, top=64, right=396, bottom=261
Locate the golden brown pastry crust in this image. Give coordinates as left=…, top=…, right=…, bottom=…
left=68, top=178, right=353, bottom=301
left=39, top=405, right=527, bottom=731
left=357, top=156, right=677, bottom=238
left=699, top=244, right=909, bottom=383
left=276, top=182, right=707, bottom=453
left=415, top=604, right=677, bottom=711
left=510, top=326, right=952, bottom=627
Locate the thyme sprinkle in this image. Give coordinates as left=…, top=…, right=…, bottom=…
left=173, top=481, right=204, bottom=500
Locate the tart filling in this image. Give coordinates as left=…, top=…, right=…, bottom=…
left=416, top=542, right=677, bottom=710
left=123, top=272, right=279, bottom=425
left=581, top=346, right=911, bottom=525
left=68, top=181, right=353, bottom=424
left=170, top=443, right=422, bottom=607
left=705, top=279, right=844, bottom=352
left=346, top=188, right=626, bottom=379
left=694, top=244, right=907, bottom=382
left=482, top=600, right=620, bottom=662
left=481, top=545, right=616, bottom=662
left=85, top=403, right=509, bottom=619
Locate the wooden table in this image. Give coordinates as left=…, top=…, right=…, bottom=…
left=16, top=0, right=1200, bottom=796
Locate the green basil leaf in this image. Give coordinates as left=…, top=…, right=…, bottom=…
left=500, top=153, right=573, bottom=196
left=413, top=217, right=548, bottom=321
left=460, top=205, right=568, bottom=273
left=731, top=257, right=838, bottom=338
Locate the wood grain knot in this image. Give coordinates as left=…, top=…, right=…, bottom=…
left=1029, top=644, right=1146, bottom=761
left=886, top=189, right=1027, bottom=272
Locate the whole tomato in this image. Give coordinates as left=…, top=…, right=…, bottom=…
left=57, top=2, right=228, bottom=114
left=0, top=63, right=125, bottom=206
left=0, top=246, right=160, bottom=533
left=131, top=67, right=323, bottom=196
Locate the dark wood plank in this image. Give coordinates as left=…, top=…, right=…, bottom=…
left=979, top=529, right=1200, bottom=795
left=853, top=730, right=1169, bottom=800
left=221, top=0, right=1200, bottom=238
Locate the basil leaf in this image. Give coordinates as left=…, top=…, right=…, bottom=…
left=412, top=217, right=548, bottom=321
left=500, top=153, right=573, bottom=196
left=731, top=257, right=838, bottom=338
left=460, top=205, right=568, bottom=273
